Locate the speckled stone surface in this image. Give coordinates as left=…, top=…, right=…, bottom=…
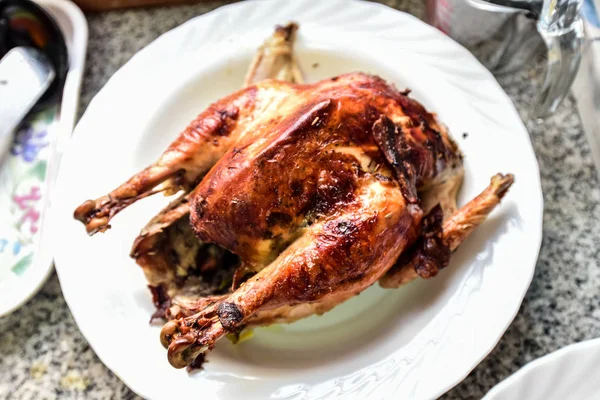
left=1, top=1, right=599, bottom=399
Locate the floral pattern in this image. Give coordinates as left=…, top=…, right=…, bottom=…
left=10, top=125, right=50, bottom=163
left=0, top=107, right=56, bottom=281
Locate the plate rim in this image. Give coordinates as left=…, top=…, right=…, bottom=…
left=51, top=0, right=544, bottom=398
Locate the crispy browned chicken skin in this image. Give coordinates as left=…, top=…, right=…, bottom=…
left=73, top=23, right=514, bottom=369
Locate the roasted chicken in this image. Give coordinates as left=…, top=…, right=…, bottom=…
left=73, top=23, right=514, bottom=370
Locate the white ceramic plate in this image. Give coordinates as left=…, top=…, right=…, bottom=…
left=51, top=0, right=543, bottom=399
left=483, top=338, right=600, bottom=399
left=0, top=0, right=87, bottom=317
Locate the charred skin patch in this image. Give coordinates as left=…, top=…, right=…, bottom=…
left=372, top=116, right=419, bottom=203
left=371, top=90, right=463, bottom=197
left=333, top=220, right=358, bottom=236
left=149, top=284, right=171, bottom=322
left=266, top=211, right=293, bottom=228
left=216, top=107, right=240, bottom=136
left=194, top=198, right=208, bottom=219
left=217, top=302, right=244, bottom=330
left=374, top=173, right=393, bottom=182
left=394, top=205, right=450, bottom=279
left=186, top=353, right=207, bottom=372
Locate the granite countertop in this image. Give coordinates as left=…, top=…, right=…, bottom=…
left=1, top=0, right=599, bottom=399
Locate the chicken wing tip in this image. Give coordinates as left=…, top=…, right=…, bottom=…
left=275, top=21, right=299, bottom=36
left=490, top=173, right=515, bottom=200
left=73, top=199, right=110, bottom=235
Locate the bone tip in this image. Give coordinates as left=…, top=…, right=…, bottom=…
left=85, top=218, right=110, bottom=235
left=73, top=200, right=97, bottom=222
left=491, top=173, right=515, bottom=199
left=73, top=200, right=110, bottom=235
left=160, top=320, right=180, bottom=348
left=167, top=336, right=207, bottom=369
left=275, top=22, right=299, bottom=39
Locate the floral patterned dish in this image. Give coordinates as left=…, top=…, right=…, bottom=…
left=0, top=0, right=87, bottom=317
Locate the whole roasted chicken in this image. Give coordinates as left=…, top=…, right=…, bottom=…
left=74, top=24, right=514, bottom=370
